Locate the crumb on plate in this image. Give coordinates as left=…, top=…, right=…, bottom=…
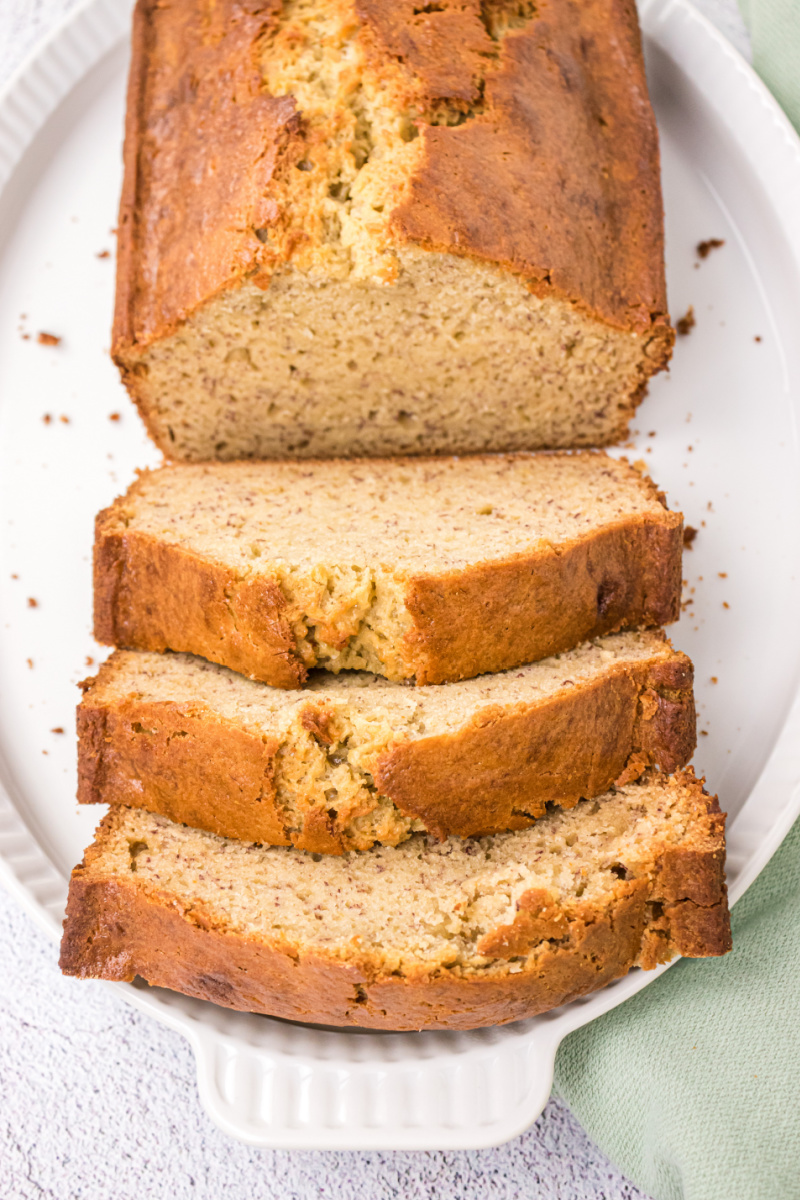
left=697, top=238, right=725, bottom=259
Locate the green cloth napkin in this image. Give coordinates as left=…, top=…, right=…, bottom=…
left=737, top=0, right=800, bottom=130
left=552, top=11, right=800, bottom=1198
left=554, top=814, right=800, bottom=1198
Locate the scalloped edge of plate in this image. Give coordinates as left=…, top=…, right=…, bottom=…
left=1, top=0, right=800, bottom=1149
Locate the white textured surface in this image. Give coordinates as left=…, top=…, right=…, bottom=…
left=690, top=0, right=751, bottom=57
left=0, top=0, right=751, bottom=1194
left=0, top=885, right=651, bottom=1199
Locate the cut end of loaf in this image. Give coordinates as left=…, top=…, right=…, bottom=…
left=113, top=0, right=672, bottom=461
left=118, top=260, right=671, bottom=462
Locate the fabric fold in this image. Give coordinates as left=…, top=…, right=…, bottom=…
left=554, top=814, right=800, bottom=1200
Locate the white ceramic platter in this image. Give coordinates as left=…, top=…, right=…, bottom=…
left=1, top=0, right=800, bottom=1151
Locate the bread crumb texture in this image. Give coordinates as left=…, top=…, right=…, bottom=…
left=93, top=454, right=683, bottom=686
left=114, top=0, right=673, bottom=460
left=78, top=630, right=695, bottom=849
left=59, top=769, right=731, bottom=1028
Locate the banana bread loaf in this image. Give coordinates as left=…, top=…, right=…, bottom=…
left=59, top=770, right=731, bottom=1031
left=78, top=632, right=695, bottom=851
left=113, top=0, right=673, bottom=461
left=94, top=453, right=683, bottom=687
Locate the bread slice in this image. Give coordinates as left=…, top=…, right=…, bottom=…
left=78, top=632, right=695, bottom=852
left=113, top=0, right=672, bottom=462
left=94, top=454, right=683, bottom=688
left=59, top=770, right=731, bottom=1031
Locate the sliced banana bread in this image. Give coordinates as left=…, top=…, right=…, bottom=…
left=60, top=770, right=731, bottom=1031
left=113, top=0, right=672, bottom=462
left=94, top=454, right=683, bottom=687
left=78, top=632, right=695, bottom=851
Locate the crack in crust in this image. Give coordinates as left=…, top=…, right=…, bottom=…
left=112, top=0, right=673, bottom=462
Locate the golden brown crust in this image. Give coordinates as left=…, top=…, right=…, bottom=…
left=374, top=650, right=695, bottom=838
left=59, top=874, right=652, bottom=1030
left=58, top=795, right=731, bottom=1031
left=405, top=513, right=683, bottom=685
left=93, top=461, right=683, bottom=690
left=381, top=0, right=671, bottom=336
left=111, top=0, right=148, bottom=367
left=93, top=508, right=306, bottom=689
left=113, top=0, right=673, bottom=376
left=660, top=898, right=732, bottom=960
left=78, top=643, right=695, bottom=849
left=475, top=886, right=579, bottom=958
left=77, top=697, right=290, bottom=846
left=637, top=774, right=732, bottom=968
left=113, top=0, right=292, bottom=357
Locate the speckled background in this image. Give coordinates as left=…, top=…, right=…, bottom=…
left=0, top=2, right=749, bottom=1196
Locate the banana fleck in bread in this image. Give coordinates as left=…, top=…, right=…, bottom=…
left=78, top=632, right=695, bottom=851
left=59, top=770, right=731, bottom=1031
left=94, top=453, right=683, bottom=688
left=113, top=0, right=673, bottom=462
